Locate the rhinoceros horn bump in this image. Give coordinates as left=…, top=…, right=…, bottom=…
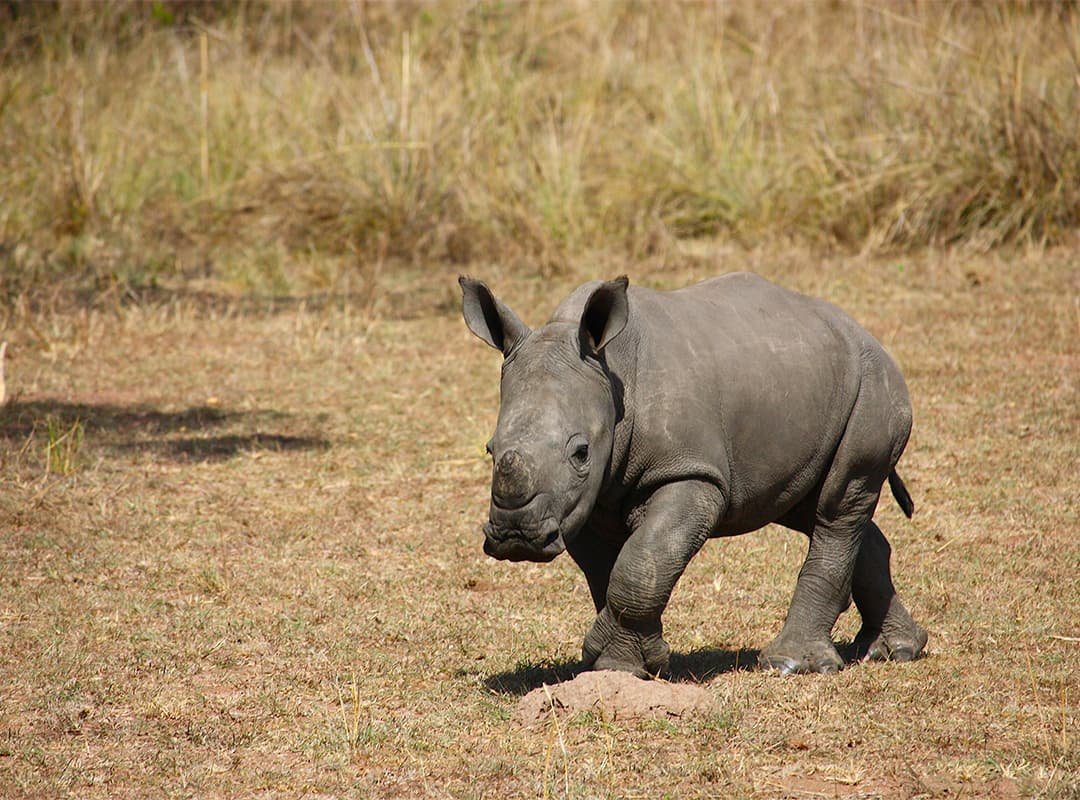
left=492, top=449, right=533, bottom=508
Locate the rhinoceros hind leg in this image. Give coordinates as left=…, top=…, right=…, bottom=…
left=854, top=627, right=928, bottom=662
left=758, top=493, right=875, bottom=675
left=761, top=350, right=910, bottom=675
left=850, top=520, right=928, bottom=663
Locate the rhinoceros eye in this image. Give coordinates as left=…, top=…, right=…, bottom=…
left=566, top=435, right=590, bottom=473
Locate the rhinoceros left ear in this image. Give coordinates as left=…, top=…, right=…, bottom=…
left=459, top=276, right=531, bottom=355
left=580, top=276, right=629, bottom=353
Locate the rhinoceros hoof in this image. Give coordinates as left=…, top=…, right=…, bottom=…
left=585, top=632, right=670, bottom=679
left=759, top=638, right=843, bottom=675
left=593, top=653, right=652, bottom=680
left=855, top=625, right=928, bottom=663
left=582, top=608, right=670, bottom=678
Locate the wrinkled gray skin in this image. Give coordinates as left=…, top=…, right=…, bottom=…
left=460, top=273, right=928, bottom=677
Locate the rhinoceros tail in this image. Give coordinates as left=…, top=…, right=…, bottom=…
left=888, top=469, right=914, bottom=519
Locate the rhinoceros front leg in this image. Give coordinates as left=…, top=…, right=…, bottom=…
left=581, top=481, right=723, bottom=678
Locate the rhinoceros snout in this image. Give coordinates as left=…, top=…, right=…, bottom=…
left=491, top=448, right=534, bottom=509
left=483, top=515, right=563, bottom=562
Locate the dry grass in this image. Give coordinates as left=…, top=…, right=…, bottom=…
left=1, top=2, right=1078, bottom=796
left=1, top=2, right=1079, bottom=299
left=1, top=244, right=1077, bottom=798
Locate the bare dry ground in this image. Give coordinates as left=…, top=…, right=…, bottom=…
left=1, top=246, right=1077, bottom=798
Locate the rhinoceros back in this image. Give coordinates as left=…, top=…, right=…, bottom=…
left=607, top=272, right=869, bottom=534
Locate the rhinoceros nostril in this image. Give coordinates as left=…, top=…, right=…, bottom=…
left=492, top=448, right=533, bottom=508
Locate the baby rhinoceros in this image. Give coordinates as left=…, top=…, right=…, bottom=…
left=459, top=273, right=927, bottom=677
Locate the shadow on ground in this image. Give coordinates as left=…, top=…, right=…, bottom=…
left=482, top=642, right=912, bottom=693
left=117, top=433, right=329, bottom=460
left=668, top=647, right=761, bottom=681
left=0, top=399, right=328, bottom=463
left=0, top=399, right=235, bottom=437
left=484, top=647, right=761, bottom=695
left=483, top=660, right=585, bottom=696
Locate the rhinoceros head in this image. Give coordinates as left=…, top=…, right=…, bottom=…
left=459, top=276, right=629, bottom=562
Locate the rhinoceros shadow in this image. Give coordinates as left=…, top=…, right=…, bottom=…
left=483, top=647, right=760, bottom=695
left=483, top=659, right=584, bottom=695
left=484, top=641, right=899, bottom=692
left=0, top=399, right=329, bottom=463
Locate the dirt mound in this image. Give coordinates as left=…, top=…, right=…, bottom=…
left=513, top=670, right=716, bottom=727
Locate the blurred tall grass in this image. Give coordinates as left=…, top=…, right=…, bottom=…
left=1, top=1, right=1078, bottom=298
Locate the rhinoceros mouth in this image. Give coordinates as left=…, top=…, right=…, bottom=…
left=482, top=517, right=564, bottom=562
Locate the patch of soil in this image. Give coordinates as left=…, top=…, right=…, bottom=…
left=512, top=670, right=717, bottom=727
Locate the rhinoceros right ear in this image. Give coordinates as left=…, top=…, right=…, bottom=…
left=459, top=277, right=531, bottom=355
left=580, top=276, right=629, bottom=353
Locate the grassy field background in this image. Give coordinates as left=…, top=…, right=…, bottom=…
left=1, top=2, right=1079, bottom=798
left=2, top=1, right=1080, bottom=297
